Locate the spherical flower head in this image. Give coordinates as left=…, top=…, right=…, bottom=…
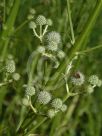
left=22, top=96, right=29, bottom=106
left=46, top=31, right=61, bottom=44
left=29, top=21, right=36, bottom=29
left=47, top=109, right=55, bottom=118
left=61, top=104, right=67, bottom=112
left=57, top=50, right=65, bottom=59
left=88, top=75, right=99, bottom=86
left=97, top=80, right=102, bottom=87
left=37, top=91, right=51, bottom=105
left=37, top=46, right=45, bottom=53
left=47, top=41, right=58, bottom=51
left=86, top=85, right=94, bottom=94
left=71, top=71, right=85, bottom=86
left=12, top=73, right=20, bottom=81
left=51, top=98, right=63, bottom=110
left=25, top=86, right=35, bottom=96
left=6, top=59, right=16, bottom=73
left=47, top=19, right=53, bottom=26
left=36, top=15, right=47, bottom=25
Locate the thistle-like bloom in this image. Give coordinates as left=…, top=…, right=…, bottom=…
left=86, top=85, right=94, bottom=94
left=51, top=98, right=63, bottom=110
left=37, top=91, right=51, bottom=105
left=36, top=15, right=47, bottom=25
left=61, top=104, right=67, bottom=112
left=71, top=71, right=85, bottom=86
left=47, top=109, right=55, bottom=118
left=88, top=75, right=99, bottom=86
left=46, top=31, right=61, bottom=44
left=25, top=86, right=35, bottom=96
left=6, top=59, right=16, bottom=73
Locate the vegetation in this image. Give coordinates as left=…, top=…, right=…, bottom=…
left=0, top=0, right=102, bottom=135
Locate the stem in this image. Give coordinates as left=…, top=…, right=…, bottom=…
left=78, top=44, right=102, bottom=54
left=25, top=117, right=47, bottom=135
left=14, top=20, right=29, bottom=33
left=3, top=0, right=6, bottom=23
left=67, top=0, right=75, bottom=45
left=29, top=98, right=37, bottom=114
left=43, top=25, right=48, bottom=36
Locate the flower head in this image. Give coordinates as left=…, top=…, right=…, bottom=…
left=51, top=98, right=63, bottom=110
left=37, top=91, right=51, bottom=105
left=36, top=15, right=47, bottom=25
left=88, top=75, right=99, bottom=86
left=46, top=31, right=61, bottom=44
left=6, top=59, right=16, bottom=73
left=47, top=109, right=55, bottom=118
left=25, top=86, right=35, bottom=96
left=71, top=71, right=85, bottom=86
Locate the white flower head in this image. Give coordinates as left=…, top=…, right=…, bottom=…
left=37, top=91, right=51, bottom=105
left=71, top=71, right=85, bottom=86
left=36, top=15, right=47, bottom=25
left=51, top=98, right=63, bottom=110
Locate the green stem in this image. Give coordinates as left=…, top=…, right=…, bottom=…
left=14, top=20, right=29, bottom=33
left=67, top=0, right=75, bottom=45
left=25, top=117, right=47, bottom=135
left=0, top=0, right=20, bottom=60
left=3, top=0, right=6, bottom=23
left=78, top=44, right=102, bottom=54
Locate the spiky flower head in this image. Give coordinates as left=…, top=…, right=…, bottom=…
left=6, top=59, right=16, bottom=73
left=37, top=91, right=51, bottom=105
left=25, top=86, right=35, bottom=96
left=51, top=98, right=63, bottom=110
left=46, top=31, right=61, bottom=44
left=88, top=75, right=99, bottom=86
left=12, top=73, right=20, bottom=81
left=29, top=21, right=36, bottom=29
left=61, top=104, right=67, bottom=112
left=47, top=41, right=58, bottom=51
left=36, top=15, right=47, bottom=25
left=71, top=71, right=85, bottom=86
left=47, top=109, right=55, bottom=118
left=86, top=85, right=94, bottom=94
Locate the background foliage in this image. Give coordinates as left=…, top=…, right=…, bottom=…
left=0, top=0, right=102, bottom=135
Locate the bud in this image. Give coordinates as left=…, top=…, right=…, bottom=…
left=12, top=73, right=20, bottom=81
left=47, top=109, right=55, bottom=118
left=61, top=104, right=67, bottom=112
